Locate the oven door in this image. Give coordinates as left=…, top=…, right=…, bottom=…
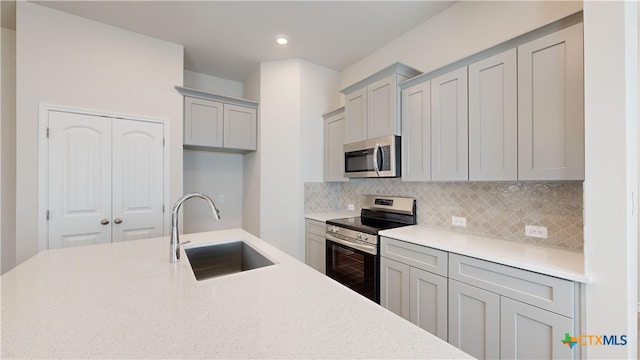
left=325, top=237, right=379, bottom=303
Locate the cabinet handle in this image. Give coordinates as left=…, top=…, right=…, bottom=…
left=114, top=218, right=123, bottom=225
left=100, top=219, right=110, bottom=225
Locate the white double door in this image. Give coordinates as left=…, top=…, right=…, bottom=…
left=48, top=110, right=164, bottom=249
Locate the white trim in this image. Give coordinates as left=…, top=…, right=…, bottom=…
left=37, top=103, right=170, bottom=252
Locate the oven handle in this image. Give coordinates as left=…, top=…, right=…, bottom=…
left=326, top=233, right=377, bottom=255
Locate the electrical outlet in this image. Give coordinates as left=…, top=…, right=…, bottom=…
left=348, top=204, right=355, bottom=211
left=452, top=216, right=467, bottom=227
left=525, top=225, right=547, bottom=238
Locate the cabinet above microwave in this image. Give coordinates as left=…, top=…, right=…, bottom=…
left=340, top=63, right=421, bottom=144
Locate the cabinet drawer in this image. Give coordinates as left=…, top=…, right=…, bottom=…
left=305, top=219, right=325, bottom=237
left=449, top=253, right=574, bottom=317
left=381, top=237, right=448, bottom=277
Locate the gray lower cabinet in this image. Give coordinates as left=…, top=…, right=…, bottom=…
left=448, top=279, right=501, bottom=359
left=305, top=219, right=326, bottom=274
left=449, top=253, right=576, bottom=360
left=381, top=237, right=579, bottom=360
left=380, top=237, right=448, bottom=340
left=501, top=297, right=573, bottom=360
left=410, top=266, right=448, bottom=341
left=380, top=257, right=410, bottom=320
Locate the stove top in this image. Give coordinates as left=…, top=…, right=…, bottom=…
left=325, top=195, right=417, bottom=235
left=326, top=216, right=410, bottom=235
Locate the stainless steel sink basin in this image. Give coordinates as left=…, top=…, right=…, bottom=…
left=184, top=241, right=275, bottom=280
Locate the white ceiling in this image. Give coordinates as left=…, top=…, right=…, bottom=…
left=7, top=1, right=456, bottom=82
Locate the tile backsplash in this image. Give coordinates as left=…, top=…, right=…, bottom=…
left=304, top=179, right=583, bottom=251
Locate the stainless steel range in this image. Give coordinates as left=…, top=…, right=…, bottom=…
left=325, top=195, right=416, bottom=303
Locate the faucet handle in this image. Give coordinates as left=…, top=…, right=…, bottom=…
left=179, top=240, right=191, bottom=246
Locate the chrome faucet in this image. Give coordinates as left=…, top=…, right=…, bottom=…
left=170, top=192, right=221, bottom=263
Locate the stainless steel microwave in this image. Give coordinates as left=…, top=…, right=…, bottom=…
left=343, top=135, right=400, bottom=178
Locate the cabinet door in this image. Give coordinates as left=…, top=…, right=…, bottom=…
left=184, top=96, right=223, bottom=147
left=305, top=232, right=326, bottom=274
left=112, top=119, right=165, bottom=242
left=401, top=81, right=431, bottom=181
left=324, top=111, right=347, bottom=182
left=380, top=257, right=410, bottom=321
left=469, top=48, right=517, bottom=181
left=368, top=74, right=399, bottom=139
left=223, top=104, right=257, bottom=151
left=501, top=297, right=574, bottom=360
left=449, top=279, right=500, bottom=360
left=410, top=267, right=448, bottom=341
left=518, top=23, right=584, bottom=180
left=431, top=67, right=469, bottom=181
left=345, top=88, right=368, bottom=143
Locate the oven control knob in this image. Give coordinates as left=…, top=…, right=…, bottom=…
left=361, top=234, right=368, bottom=241
left=356, top=233, right=362, bottom=240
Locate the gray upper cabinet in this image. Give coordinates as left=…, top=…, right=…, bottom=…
left=401, top=80, right=431, bottom=181
left=431, top=66, right=468, bottom=181
left=468, top=48, right=518, bottom=181
left=184, top=96, right=224, bottom=148
left=345, top=88, right=368, bottom=143
left=517, top=23, right=584, bottom=180
left=342, top=63, right=421, bottom=144
left=367, top=74, right=398, bottom=139
left=178, top=87, right=258, bottom=153
left=395, top=16, right=584, bottom=183
left=323, top=107, right=347, bottom=182
left=223, top=104, right=257, bottom=151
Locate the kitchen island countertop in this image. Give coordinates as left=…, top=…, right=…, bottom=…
left=1, top=229, right=471, bottom=359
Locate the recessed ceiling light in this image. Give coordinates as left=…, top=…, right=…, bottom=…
left=276, top=36, right=288, bottom=46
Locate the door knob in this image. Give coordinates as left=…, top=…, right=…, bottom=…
left=100, top=219, right=110, bottom=225
left=114, top=218, right=123, bottom=224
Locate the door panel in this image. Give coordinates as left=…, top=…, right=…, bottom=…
left=112, top=119, right=164, bottom=242
left=48, top=111, right=112, bottom=249
left=223, top=104, right=257, bottom=150
left=469, top=48, right=517, bottom=181
left=431, top=66, right=469, bottom=181
left=380, top=257, right=410, bottom=320
left=184, top=97, right=223, bottom=147
left=449, top=279, right=500, bottom=360
left=48, top=111, right=164, bottom=248
left=501, top=297, right=574, bottom=360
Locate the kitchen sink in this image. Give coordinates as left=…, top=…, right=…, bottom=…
left=184, top=241, right=275, bottom=281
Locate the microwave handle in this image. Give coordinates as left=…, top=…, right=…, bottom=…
left=373, top=143, right=381, bottom=176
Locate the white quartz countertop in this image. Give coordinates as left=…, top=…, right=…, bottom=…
left=380, top=225, right=591, bottom=283
left=1, top=229, right=471, bottom=359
